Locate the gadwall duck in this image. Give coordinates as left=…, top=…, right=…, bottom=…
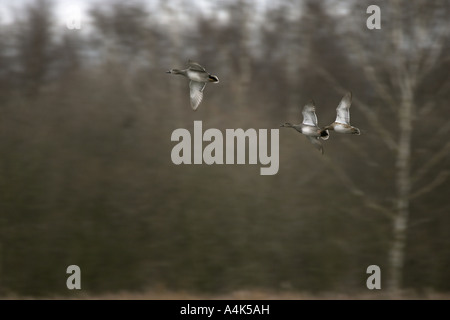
left=166, top=60, right=219, bottom=111
left=324, top=92, right=361, bottom=135
left=280, top=100, right=329, bottom=154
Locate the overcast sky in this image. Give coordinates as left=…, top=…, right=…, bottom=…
left=0, top=0, right=284, bottom=25
left=0, top=0, right=89, bottom=24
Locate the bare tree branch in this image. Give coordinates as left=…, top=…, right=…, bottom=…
left=408, top=218, right=433, bottom=228
left=419, top=18, right=450, bottom=76
left=321, top=154, right=393, bottom=218
left=434, top=121, right=450, bottom=139
left=412, top=141, right=450, bottom=184
left=410, top=170, right=450, bottom=200
left=341, top=139, right=380, bottom=168
left=409, top=202, right=450, bottom=228
left=343, top=33, right=398, bottom=113
left=417, top=99, right=435, bottom=118
left=417, top=80, right=450, bottom=117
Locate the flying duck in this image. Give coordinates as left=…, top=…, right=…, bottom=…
left=280, top=100, right=329, bottom=154
left=324, top=92, right=361, bottom=135
left=166, top=60, right=219, bottom=111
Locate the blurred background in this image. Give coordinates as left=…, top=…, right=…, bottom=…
left=0, top=0, right=449, bottom=298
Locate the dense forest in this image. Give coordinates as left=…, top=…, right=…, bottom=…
left=0, top=0, right=449, bottom=297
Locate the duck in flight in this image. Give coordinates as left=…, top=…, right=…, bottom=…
left=324, top=92, right=361, bottom=135
left=166, top=60, right=219, bottom=111
left=280, top=100, right=329, bottom=154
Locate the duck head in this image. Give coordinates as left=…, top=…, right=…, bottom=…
left=208, top=75, right=219, bottom=83
left=166, top=69, right=182, bottom=74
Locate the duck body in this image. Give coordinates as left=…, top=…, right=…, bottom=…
left=185, top=69, right=218, bottom=83
left=325, top=92, right=361, bottom=135
left=327, top=122, right=360, bottom=134
left=300, top=124, right=328, bottom=137
left=285, top=123, right=328, bottom=138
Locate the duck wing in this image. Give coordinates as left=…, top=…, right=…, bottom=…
left=335, top=92, right=352, bottom=125
left=306, top=136, right=324, bottom=154
left=189, top=81, right=206, bottom=111
left=302, top=100, right=319, bottom=127
left=187, top=60, right=206, bottom=72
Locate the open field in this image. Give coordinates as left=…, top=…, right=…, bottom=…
left=3, top=290, right=450, bottom=300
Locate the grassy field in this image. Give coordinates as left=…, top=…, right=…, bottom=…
left=3, top=289, right=449, bottom=300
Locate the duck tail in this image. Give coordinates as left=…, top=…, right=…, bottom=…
left=320, top=129, right=330, bottom=140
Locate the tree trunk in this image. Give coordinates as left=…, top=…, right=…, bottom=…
left=389, top=77, right=414, bottom=294
left=236, top=5, right=251, bottom=110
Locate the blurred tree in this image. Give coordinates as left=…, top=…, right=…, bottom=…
left=14, top=0, right=54, bottom=97
left=304, top=0, right=450, bottom=293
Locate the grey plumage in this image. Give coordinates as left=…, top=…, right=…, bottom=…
left=280, top=100, right=329, bottom=154
left=324, top=92, right=361, bottom=135
left=166, top=60, right=219, bottom=111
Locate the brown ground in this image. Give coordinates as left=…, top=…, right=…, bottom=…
left=4, top=289, right=449, bottom=300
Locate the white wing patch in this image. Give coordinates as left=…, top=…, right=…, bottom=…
left=189, top=81, right=206, bottom=111
left=335, top=92, right=352, bottom=125
left=302, top=101, right=319, bottom=126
